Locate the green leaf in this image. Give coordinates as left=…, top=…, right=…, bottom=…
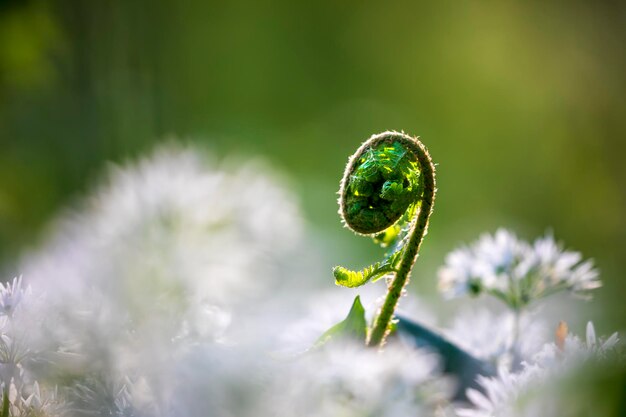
left=334, top=248, right=403, bottom=288
left=314, top=295, right=367, bottom=347
left=333, top=263, right=394, bottom=288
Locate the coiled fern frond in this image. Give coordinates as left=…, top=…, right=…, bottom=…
left=334, top=131, right=436, bottom=347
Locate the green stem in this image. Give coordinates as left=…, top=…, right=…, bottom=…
left=1, top=386, right=9, bottom=417
left=367, top=134, right=436, bottom=347
left=510, top=308, right=523, bottom=370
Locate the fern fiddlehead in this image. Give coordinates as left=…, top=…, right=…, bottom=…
left=334, top=131, right=436, bottom=347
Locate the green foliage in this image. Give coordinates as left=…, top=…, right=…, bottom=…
left=335, top=132, right=437, bottom=347
left=334, top=249, right=403, bottom=288
left=373, top=224, right=402, bottom=247
left=342, top=141, right=421, bottom=235
left=1, top=390, right=7, bottom=417
left=314, top=295, right=367, bottom=347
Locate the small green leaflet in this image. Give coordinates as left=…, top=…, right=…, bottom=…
left=333, top=249, right=403, bottom=288
left=314, top=295, right=367, bottom=347
left=333, top=264, right=394, bottom=288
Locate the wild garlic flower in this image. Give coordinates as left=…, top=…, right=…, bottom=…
left=0, top=278, right=66, bottom=417
left=457, top=322, right=620, bottom=417
left=0, top=276, right=42, bottom=400
left=0, top=276, right=30, bottom=318
left=531, top=321, right=619, bottom=368
left=19, top=145, right=305, bottom=343
left=438, top=229, right=600, bottom=309
left=444, top=309, right=548, bottom=365
left=3, top=379, right=64, bottom=417
left=15, top=144, right=310, bottom=415
left=268, top=342, right=449, bottom=417
left=164, top=337, right=449, bottom=417
left=456, top=366, right=545, bottom=417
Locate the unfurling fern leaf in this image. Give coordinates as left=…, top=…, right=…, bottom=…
left=333, top=131, right=436, bottom=347
left=333, top=248, right=404, bottom=288
left=333, top=263, right=391, bottom=288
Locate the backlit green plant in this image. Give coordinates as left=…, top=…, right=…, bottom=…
left=333, top=131, right=436, bottom=347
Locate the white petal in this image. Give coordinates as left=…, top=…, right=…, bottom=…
left=601, top=332, right=619, bottom=350
left=586, top=321, right=596, bottom=349
left=467, top=388, right=494, bottom=412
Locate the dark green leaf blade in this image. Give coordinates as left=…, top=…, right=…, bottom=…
left=396, top=315, right=495, bottom=401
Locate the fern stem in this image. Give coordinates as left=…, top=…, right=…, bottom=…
left=367, top=133, right=436, bottom=347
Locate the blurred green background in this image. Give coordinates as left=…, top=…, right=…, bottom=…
left=1, top=1, right=625, bottom=329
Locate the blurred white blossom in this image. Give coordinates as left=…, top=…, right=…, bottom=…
left=22, top=145, right=303, bottom=314
left=14, top=144, right=311, bottom=415
left=3, top=379, right=63, bottom=417
left=0, top=277, right=30, bottom=318
left=438, top=229, right=600, bottom=309
left=151, top=333, right=449, bottom=417
left=0, top=275, right=66, bottom=417
left=531, top=321, right=619, bottom=368
left=457, top=322, right=620, bottom=417
left=444, top=309, right=548, bottom=366
left=270, top=342, right=448, bottom=417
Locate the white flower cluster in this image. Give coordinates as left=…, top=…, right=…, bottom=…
left=12, top=145, right=310, bottom=415
left=438, top=229, right=601, bottom=309
left=457, top=322, right=620, bottom=417
left=0, top=277, right=64, bottom=417
left=270, top=343, right=447, bottom=417
left=169, top=341, right=446, bottom=417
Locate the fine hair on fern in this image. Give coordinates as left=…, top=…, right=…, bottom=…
left=334, top=131, right=436, bottom=347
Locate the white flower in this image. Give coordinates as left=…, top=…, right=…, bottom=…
left=531, top=234, right=601, bottom=294
left=268, top=341, right=448, bottom=417
left=444, top=309, right=548, bottom=365
left=0, top=276, right=39, bottom=389
left=4, top=379, right=64, bottom=417
left=438, top=229, right=600, bottom=309
left=165, top=338, right=449, bottom=417
left=456, top=321, right=620, bottom=417
left=20, top=144, right=305, bottom=340
left=13, top=144, right=311, bottom=415
left=438, top=230, right=532, bottom=300
left=0, top=276, right=30, bottom=317
left=532, top=321, right=619, bottom=368
left=456, top=365, right=546, bottom=417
